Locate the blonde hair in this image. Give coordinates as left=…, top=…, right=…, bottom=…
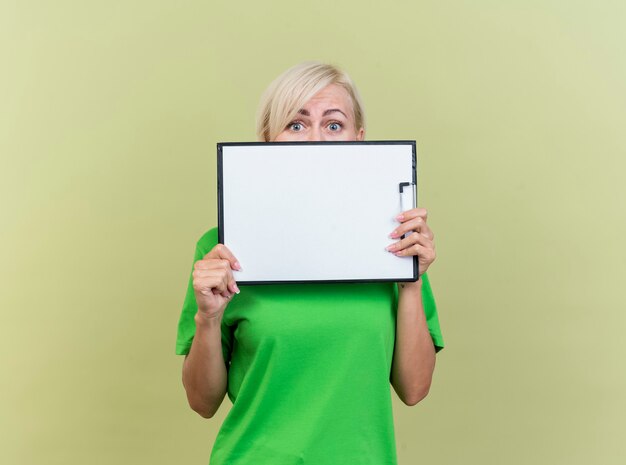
left=256, top=62, right=365, bottom=142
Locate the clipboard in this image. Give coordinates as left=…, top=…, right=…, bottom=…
left=217, top=141, right=418, bottom=284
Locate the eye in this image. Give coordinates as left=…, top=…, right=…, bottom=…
left=327, top=122, right=342, bottom=131
left=288, top=122, right=304, bottom=132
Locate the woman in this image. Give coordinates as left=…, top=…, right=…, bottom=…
left=176, top=62, right=444, bottom=464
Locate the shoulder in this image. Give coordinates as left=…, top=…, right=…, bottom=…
left=195, top=227, right=219, bottom=255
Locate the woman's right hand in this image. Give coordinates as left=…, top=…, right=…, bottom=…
left=192, top=244, right=241, bottom=320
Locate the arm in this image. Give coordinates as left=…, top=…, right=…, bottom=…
left=181, top=244, right=240, bottom=418
left=386, top=208, right=438, bottom=406
left=390, top=280, right=436, bottom=405
left=182, top=313, right=228, bottom=418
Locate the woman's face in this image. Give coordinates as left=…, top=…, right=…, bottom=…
left=274, top=84, right=365, bottom=142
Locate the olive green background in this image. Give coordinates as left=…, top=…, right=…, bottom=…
left=2, top=1, right=625, bottom=464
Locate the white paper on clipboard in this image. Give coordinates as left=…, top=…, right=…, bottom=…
left=217, top=141, right=418, bottom=284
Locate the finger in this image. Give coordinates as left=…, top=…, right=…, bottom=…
left=212, top=288, right=233, bottom=299
left=208, top=272, right=232, bottom=299
left=197, top=261, right=240, bottom=295
left=393, top=242, right=436, bottom=262
left=418, top=221, right=434, bottom=241
left=386, top=232, right=433, bottom=254
left=228, top=280, right=241, bottom=295
left=192, top=267, right=235, bottom=282
left=396, top=208, right=428, bottom=223
left=194, top=259, right=212, bottom=270
left=197, top=268, right=234, bottom=289
left=214, top=268, right=231, bottom=298
left=212, top=260, right=240, bottom=295
left=194, top=258, right=230, bottom=271
left=193, top=257, right=236, bottom=273
left=215, top=288, right=233, bottom=299
left=205, top=244, right=242, bottom=271
left=193, top=274, right=228, bottom=295
left=386, top=232, right=432, bottom=253
left=390, top=216, right=430, bottom=238
left=396, top=217, right=434, bottom=240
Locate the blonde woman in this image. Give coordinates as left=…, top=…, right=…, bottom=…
left=176, top=62, right=444, bottom=464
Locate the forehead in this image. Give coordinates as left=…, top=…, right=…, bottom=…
left=302, top=84, right=353, bottom=112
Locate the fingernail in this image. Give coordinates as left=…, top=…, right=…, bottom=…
left=396, top=214, right=404, bottom=221
left=385, top=245, right=395, bottom=252
left=389, top=231, right=399, bottom=239
left=234, top=261, right=242, bottom=271
left=234, top=284, right=241, bottom=294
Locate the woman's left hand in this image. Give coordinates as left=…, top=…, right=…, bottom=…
left=386, top=208, right=436, bottom=277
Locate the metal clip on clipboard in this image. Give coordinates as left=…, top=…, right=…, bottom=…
left=398, top=182, right=416, bottom=239
left=398, top=181, right=419, bottom=279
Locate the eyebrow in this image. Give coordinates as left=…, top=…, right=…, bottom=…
left=297, top=108, right=348, bottom=118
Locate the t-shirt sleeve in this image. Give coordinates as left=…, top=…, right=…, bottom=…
left=175, top=228, right=234, bottom=363
left=394, top=272, right=445, bottom=352
left=420, top=272, right=445, bottom=352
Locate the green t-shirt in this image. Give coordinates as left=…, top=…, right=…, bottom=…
left=176, top=228, right=444, bottom=464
